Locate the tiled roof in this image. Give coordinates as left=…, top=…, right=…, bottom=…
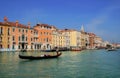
left=0, top=21, right=30, bottom=29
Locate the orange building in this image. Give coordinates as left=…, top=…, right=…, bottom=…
left=88, top=33, right=96, bottom=49
left=34, top=24, right=53, bottom=50
left=0, top=17, right=39, bottom=51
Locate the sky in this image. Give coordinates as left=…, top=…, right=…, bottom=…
left=0, top=0, right=120, bottom=43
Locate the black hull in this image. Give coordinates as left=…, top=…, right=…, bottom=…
left=107, top=49, right=116, bottom=51
left=19, top=53, right=62, bottom=60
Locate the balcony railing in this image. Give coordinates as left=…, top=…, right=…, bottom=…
left=34, top=34, right=38, bottom=38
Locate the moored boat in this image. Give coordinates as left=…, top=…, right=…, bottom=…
left=107, top=47, right=117, bottom=51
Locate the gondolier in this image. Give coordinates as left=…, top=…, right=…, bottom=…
left=56, top=47, right=59, bottom=54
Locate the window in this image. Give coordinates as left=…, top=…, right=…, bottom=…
left=46, top=38, right=49, bottom=42
left=22, top=29, right=24, bottom=33
left=12, top=45, right=15, bottom=49
left=31, top=38, right=32, bottom=41
left=26, top=37, right=27, bottom=41
left=12, top=28, right=15, bottom=32
left=31, top=30, right=33, bottom=34
left=26, top=30, right=28, bottom=33
left=0, top=27, right=3, bottom=34
left=8, top=28, right=10, bottom=35
left=19, top=36, right=20, bottom=41
left=0, top=37, right=2, bottom=42
left=8, top=37, right=10, bottom=42
left=34, top=31, right=35, bottom=34
left=26, top=45, right=27, bottom=49
left=18, top=45, right=20, bottom=49
left=22, top=35, right=25, bottom=41
left=13, top=36, right=15, bottom=41
left=31, top=45, right=33, bottom=49
left=0, top=44, right=2, bottom=49
left=8, top=45, right=10, bottom=48
left=19, top=29, right=21, bottom=32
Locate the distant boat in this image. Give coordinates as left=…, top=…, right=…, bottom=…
left=71, top=49, right=82, bottom=51
left=19, top=52, right=62, bottom=60
left=107, top=47, right=117, bottom=51
left=70, top=47, right=82, bottom=51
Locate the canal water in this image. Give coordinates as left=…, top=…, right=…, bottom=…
left=0, top=49, right=120, bottom=78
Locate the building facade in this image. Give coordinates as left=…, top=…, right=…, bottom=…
left=88, top=33, right=96, bottom=49
left=34, top=24, right=53, bottom=50
left=0, top=17, right=39, bottom=51
left=0, top=17, right=104, bottom=51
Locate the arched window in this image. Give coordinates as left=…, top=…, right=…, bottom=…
left=8, top=45, right=10, bottom=48
left=0, top=44, right=2, bottom=49
left=22, top=34, right=25, bottom=41
left=12, top=36, right=15, bottom=41
left=18, top=45, right=20, bottom=49
left=12, top=45, right=15, bottom=49
left=19, top=36, right=20, bottom=41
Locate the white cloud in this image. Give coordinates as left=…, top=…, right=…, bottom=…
left=86, top=4, right=120, bottom=42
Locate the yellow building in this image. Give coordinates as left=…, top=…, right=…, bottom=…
left=52, top=29, right=59, bottom=48
left=69, top=30, right=81, bottom=47
left=61, top=29, right=71, bottom=48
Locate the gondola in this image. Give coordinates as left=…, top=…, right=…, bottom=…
left=19, top=52, right=62, bottom=60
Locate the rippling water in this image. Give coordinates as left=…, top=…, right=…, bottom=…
left=0, top=49, right=120, bottom=78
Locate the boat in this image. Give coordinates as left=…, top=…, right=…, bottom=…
left=71, top=49, right=82, bottom=51
left=40, top=49, right=56, bottom=52
left=70, top=47, right=82, bottom=51
left=19, top=52, right=62, bottom=60
left=107, top=49, right=116, bottom=51
left=107, top=47, right=117, bottom=51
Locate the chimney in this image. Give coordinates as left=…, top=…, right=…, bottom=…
left=15, top=20, right=19, bottom=27
left=4, top=16, right=8, bottom=22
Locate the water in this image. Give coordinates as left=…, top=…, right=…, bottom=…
left=0, top=50, right=120, bottom=78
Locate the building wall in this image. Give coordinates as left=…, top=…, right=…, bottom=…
left=34, top=24, right=52, bottom=50
left=0, top=17, right=36, bottom=51
left=70, top=30, right=78, bottom=47
left=88, top=33, right=96, bottom=49
left=52, top=30, right=59, bottom=48
left=0, top=25, right=9, bottom=50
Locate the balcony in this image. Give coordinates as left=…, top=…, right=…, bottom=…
left=34, top=34, right=38, bottom=38
left=19, top=41, right=28, bottom=44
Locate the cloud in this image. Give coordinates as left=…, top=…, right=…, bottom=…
left=86, top=4, right=120, bottom=42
